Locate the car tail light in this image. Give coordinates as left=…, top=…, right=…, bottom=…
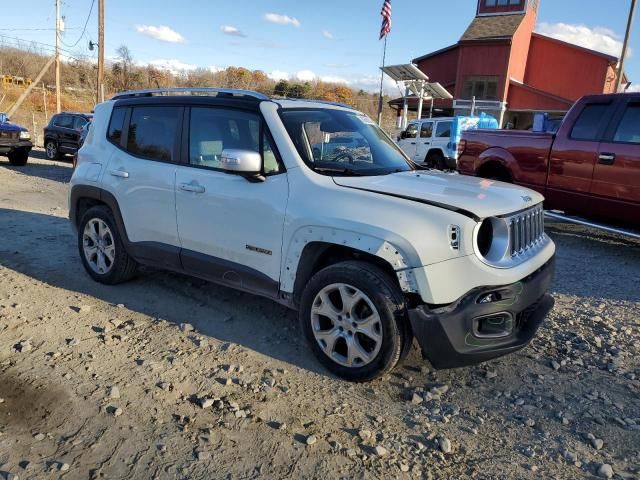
left=457, top=139, right=467, bottom=157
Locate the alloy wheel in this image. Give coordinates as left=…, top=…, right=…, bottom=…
left=82, top=218, right=115, bottom=275
left=311, top=283, right=383, bottom=368
left=46, top=142, right=57, bottom=159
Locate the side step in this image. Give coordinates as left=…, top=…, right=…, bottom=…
left=544, top=211, right=640, bottom=240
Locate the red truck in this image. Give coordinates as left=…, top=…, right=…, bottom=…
left=458, top=93, right=639, bottom=227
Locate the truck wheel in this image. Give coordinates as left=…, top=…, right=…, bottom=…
left=78, top=206, right=137, bottom=285
left=426, top=151, right=446, bottom=170
left=45, top=141, right=60, bottom=160
left=299, top=261, right=410, bottom=382
left=8, top=149, right=28, bottom=166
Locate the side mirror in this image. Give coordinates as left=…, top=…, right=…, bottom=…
left=220, top=149, right=264, bottom=182
left=399, top=131, right=406, bottom=140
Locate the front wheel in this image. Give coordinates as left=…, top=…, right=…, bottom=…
left=425, top=151, right=446, bottom=170
left=299, top=261, right=411, bottom=382
left=8, top=149, right=28, bottom=166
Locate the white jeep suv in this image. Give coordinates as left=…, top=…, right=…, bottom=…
left=70, top=88, right=556, bottom=382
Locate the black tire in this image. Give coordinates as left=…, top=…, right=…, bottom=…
left=426, top=151, right=446, bottom=170
left=299, top=261, right=411, bottom=382
left=78, top=205, right=137, bottom=285
left=8, top=149, right=28, bottom=166
left=45, top=140, right=60, bottom=160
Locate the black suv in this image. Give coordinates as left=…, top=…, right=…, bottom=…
left=44, top=112, right=93, bottom=160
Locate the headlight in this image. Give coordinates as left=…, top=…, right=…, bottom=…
left=474, top=217, right=510, bottom=265
left=19, top=130, right=30, bottom=140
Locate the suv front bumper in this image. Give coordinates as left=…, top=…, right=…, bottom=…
left=0, top=140, right=32, bottom=155
left=408, top=256, right=555, bottom=369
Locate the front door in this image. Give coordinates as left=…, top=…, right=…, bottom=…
left=397, top=122, right=419, bottom=159
left=546, top=100, right=615, bottom=215
left=414, top=121, right=434, bottom=163
left=590, top=99, right=640, bottom=225
left=174, top=106, right=289, bottom=296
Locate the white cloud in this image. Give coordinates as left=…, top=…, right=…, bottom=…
left=627, top=83, right=640, bottom=92
left=268, top=70, right=291, bottom=81
left=221, top=25, right=247, bottom=38
left=320, top=75, right=348, bottom=84
left=146, top=58, right=197, bottom=75
left=322, top=30, right=334, bottom=40
left=264, top=13, right=301, bottom=27
left=536, top=22, right=627, bottom=58
left=295, top=70, right=316, bottom=82
left=135, top=25, right=186, bottom=43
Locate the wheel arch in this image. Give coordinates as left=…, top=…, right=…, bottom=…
left=282, top=228, right=421, bottom=307
left=70, top=185, right=131, bottom=244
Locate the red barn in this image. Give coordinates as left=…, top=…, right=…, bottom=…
left=392, top=0, right=627, bottom=129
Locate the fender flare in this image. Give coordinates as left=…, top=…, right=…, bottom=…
left=69, top=184, right=131, bottom=244
left=280, top=226, right=420, bottom=295
left=477, top=147, right=516, bottom=173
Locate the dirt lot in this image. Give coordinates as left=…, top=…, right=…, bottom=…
left=0, top=152, right=639, bottom=480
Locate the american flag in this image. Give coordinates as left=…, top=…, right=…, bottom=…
left=379, top=0, right=392, bottom=40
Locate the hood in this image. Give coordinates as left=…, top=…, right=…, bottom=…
left=333, top=171, right=544, bottom=220
left=0, top=121, right=27, bottom=133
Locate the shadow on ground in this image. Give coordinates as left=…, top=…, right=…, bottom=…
left=0, top=207, right=326, bottom=377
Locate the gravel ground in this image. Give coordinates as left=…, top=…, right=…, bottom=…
left=0, top=152, right=639, bottom=480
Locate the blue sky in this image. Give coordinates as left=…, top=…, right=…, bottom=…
left=2, top=0, right=639, bottom=92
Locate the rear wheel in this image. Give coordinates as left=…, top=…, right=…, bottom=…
left=8, top=149, right=28, bottom=166
left=299, top=261, right=411, bottom=382
left=78, top=206, right=137, bottom=285
left=426, top=151, right=446, bottom=170
left=45, top=141, right=59, bottom=160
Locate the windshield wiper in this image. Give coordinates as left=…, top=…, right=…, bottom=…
left=314, top=167, right=366, bottom=176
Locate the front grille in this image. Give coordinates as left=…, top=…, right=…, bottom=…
left=0, top=131, right=19, bottom=140
left=507, top=204, right=545, bottom=257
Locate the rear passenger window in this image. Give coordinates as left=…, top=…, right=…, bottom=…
left=570, top=104, right=609, bottom=141
left=613, top=104, right=640, bottom=144
left=73, top=116, right=87, bottom=130
left=107, top=108, right=126, bottom=146
left=436, top=122, right=452, bottom=138
left=420, top=122, right=434, bottom=138
left=55, top=115, right=73, bottom=128
left=127, top=107, right=179, bottom=162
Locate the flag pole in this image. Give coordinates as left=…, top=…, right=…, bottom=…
left=377, top=35, right=388, bottom=126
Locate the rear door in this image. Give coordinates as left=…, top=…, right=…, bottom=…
left=546, top=100, right=615, bottom=215
left=101, top=105, right=182, bottom=268
left=432, top=120, right=452, bottom=156
left=414, top=120, right=434, bottom=163
left=590, top=99, right=640, bottom=225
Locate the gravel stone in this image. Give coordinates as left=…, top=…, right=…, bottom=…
left=596, top=463, right=613, bottom=479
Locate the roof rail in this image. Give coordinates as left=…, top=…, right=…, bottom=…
left=111, top=87, right=270, bottom=101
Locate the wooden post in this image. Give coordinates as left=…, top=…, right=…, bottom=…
left=55, top=0, right=61, bottom=113
left=97, top=0, right=105, bottom=103
left=617, top=0, right=637, bottom=92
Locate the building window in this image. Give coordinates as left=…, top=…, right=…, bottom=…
left=485, top=0, right=522, bottom=6
left=463, top=76, right=499, bottom=100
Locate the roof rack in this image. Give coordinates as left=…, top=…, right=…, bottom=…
left=111, top=87, right=270, bottom=101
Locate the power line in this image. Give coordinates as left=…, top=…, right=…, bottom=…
left=60, top=0, right=96, bottom=48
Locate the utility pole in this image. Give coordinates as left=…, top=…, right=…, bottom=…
left=55, top=0, right=61, bottom=113
left=97, top=0, right=105, bottom=104
left=617, top=0, right=637, bottom=92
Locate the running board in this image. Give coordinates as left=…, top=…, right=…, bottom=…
left=544, top=211, right=640, bottom=240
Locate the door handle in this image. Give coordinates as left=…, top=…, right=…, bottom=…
left=410, top=142, right=416, bottom=145
left=598, top=153, right=616, bottom=165
left=110, top=169, right=129, bottom=178
left=179, top=182, right=205, bottom=194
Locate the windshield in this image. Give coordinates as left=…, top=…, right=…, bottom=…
left=280, top=109, right=415, bottom=176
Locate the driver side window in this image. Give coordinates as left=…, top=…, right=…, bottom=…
left=189, top=107, right=282, bottom=174
left=404, top=124, right=418, bottom=139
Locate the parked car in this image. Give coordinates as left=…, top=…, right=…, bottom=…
left=0, top=112, right=32, bottom=166
left=70, top=88, right=555, bottom=381
left=311, top=135, right=370, bottom=163
left=398, top=115, right=498, bottom=169
left=44, top=112, right=93, bottom=160
left=458, top=93, right=640, bottom=227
